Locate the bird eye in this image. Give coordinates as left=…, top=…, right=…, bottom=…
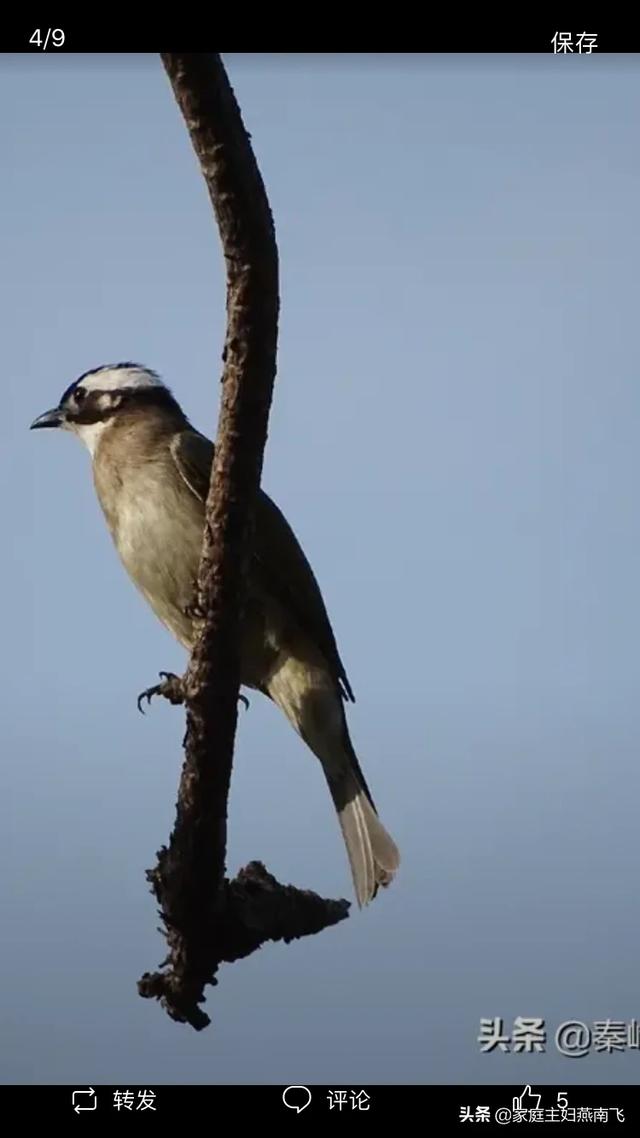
left=74, top=387, right=86, bottom=405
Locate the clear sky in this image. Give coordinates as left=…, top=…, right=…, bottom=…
left=2, top=52, right=640, bottom=1086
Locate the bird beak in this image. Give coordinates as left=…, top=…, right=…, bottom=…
left=30, top=407, right=63, bottom=430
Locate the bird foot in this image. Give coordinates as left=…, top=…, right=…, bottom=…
left=137, top=671, right=185, bottom=713
left=184, top=598, right=207, bottom=621
left=137, top=671, right=251, bottom=714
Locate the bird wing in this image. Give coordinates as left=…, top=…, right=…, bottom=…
left=170, top=429, right=355, bottom=702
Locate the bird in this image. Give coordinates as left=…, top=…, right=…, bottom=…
left=30, top=363, right=400, bottom=906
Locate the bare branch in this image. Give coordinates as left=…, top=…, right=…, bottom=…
left=138, top=53, right=349, bottom=1031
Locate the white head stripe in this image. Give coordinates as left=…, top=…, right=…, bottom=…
left=76, top=365, right=164, bottom=395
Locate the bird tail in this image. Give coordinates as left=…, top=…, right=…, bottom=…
left=324, top=758, right=400, bottom=908
left=265, top=657, right=400, bottom=906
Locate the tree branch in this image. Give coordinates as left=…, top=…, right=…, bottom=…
left=138, top=53, right=349, bottom=1031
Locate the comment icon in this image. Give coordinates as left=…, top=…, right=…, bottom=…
left=282, top=1085, right=312, bottom=1113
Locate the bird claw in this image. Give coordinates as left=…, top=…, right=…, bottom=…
left=137, top=671, right=184, bottom=714
left=136, top=673, right=250, bottom=714
left=184, top=599, right=207, bottom=621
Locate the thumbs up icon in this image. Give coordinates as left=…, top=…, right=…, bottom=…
left=513, top=1085, right=542, bottom=1112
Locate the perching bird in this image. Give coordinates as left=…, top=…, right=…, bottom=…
left=30, top=363, right=400, bottom=906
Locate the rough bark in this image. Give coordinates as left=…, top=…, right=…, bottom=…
left=138, top=53, right=349, bottom=1031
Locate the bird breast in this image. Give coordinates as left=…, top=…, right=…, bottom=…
left=96, top=459, right=203, bottom=650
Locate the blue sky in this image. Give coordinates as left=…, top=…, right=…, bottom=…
left=2, top=52, right=640, bottom=1085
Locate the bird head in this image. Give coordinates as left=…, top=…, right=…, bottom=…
left=30, top=363, right=180, bottom=455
